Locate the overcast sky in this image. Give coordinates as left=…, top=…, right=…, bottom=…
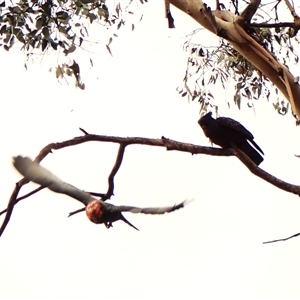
left=1, top=1, right=300, bottom=299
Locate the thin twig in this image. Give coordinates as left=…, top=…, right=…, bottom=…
left=86, top=191, right=106, bottom=197
left=284, top=0, right=298, bottom=20
left=68, top=144, right=127, bottom=217
left=79, top=127, right=89, bottom=135
left=263, top=231, right=300, bottom=244
left=105, top=143, right=127, bottom=200
left=0, top=186, right=45, bottom=216
left=0, top=182, right=22, bottom=237
left=68, top=207, right=85, bottom=217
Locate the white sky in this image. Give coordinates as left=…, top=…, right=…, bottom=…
left=1, top=1, right=300, bottom=299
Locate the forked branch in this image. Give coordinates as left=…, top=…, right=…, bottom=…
left=1, top=130, right=300, bottom=240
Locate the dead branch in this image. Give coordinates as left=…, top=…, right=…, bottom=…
left=284, top=0, right=298, bottom=20
left=250, top=22, right=296, bottom=28
left=69, top=144, right=128, bottom=216
left=85, top=191, right=106, bottom=197
left=165, top=0, right=175, bottom=28
left=237, top=0, right=260, bottom=24
left=230, top=145, right=300, bottom=196
left=263, top=231, right=300, bottom=244
left=2, top=131, right=300, bottom=238
left=0, top=132, right=232, bottom=236
left=68, top=207, right=85, bottom=217
left=105, top=144, right=127, bottom=199
left=0, top=182, right=23, bottom=237
left=0, top=186, right=45, bottom=216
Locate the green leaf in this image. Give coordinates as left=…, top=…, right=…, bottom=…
left=63, top=44, right=76, bottom=55
left=88, top=13, right=97, bottom=24
left=56, top=11, right=69, bottom=20
left=9, top=6, right=23, bottom=14
left=50, top=39, right=58, bottom=50
left=6, top=14, right=16, bottom=26
left=68, top=44, right=76, bottom=54
left=98, top=7, right=107, bottom=19
left=36, top=17, right=44, bottom=30
left=274, top=35, right=281, bottom=45
left=27, top=29, right=38, bottom=38
left=16, top=16, right=26, bottom=27
left=106, top=44, right=112, bottom=56
left=80, top=0, right=96, bottom=3
left=42, top=26, right=50, bottom=39
left=66, top=68, right=72, bottom=76
left=4, top=33, right=11, bottom=44
left=9, top=35, right=15, bottom=47
left=28, top=38, right=36, bottom=48
left=97, top=4, right=109, bottom=20
left=56, top=66, right=64, bottom=78
left=41, top=38, right=48, bottom=51
left=14, top=28, right=25, bottom=43
left=0, top=25, right=7, bottom=34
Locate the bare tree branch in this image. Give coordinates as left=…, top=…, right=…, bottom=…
left=85, top=191, right=106, bottom=197
left=0, top=186, right=45, bottom=216
left=263, top=231, right=300, bottom=244
left=284, top=0, right=299, bottom=20
left=68, top=144, right=128, bottom=217
left=0, top=182, right=22, bottom=237
left=250, top=21, right=296, bottom=28
left=237, top=0, right=261, bottom=24
left=79, top=127, right=89, bottom=135
left=165, top=0, right=175, bottom=28
left=105, top=144, right=127, bottom=200
left=230, top=144, right=300, bottom=196
left=2, top=132, right=300, bottom=237
left=68, top=207, right=85, bottom=217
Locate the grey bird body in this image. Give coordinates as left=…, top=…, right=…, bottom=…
left=13, top=156, right=190, bottom=230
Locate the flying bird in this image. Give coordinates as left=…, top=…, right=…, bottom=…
left=13, top=156, right=190, bottom=230
left=198, top=112, right=264, bottom=165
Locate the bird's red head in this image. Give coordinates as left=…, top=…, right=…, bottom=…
left=86, top=200, right=105, bottom=224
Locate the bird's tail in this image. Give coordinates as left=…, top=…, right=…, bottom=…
left=238, top=142, right=264, bottom=166
left=120, top=214, right=139, bottom=231
left=249, top=140, right=264, bottom=155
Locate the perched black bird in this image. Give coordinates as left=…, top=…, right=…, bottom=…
left=198, top=112, right=264, bottom=165
left=13, top=156, right=191, bottom=230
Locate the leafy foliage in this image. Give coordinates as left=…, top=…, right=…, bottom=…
left=178, top=1, right=299, bottom=116
left=0, top=0, right=145, bottom=88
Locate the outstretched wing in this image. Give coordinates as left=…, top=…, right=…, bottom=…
left=117, top=199, right=193, bottom=215
left=13, top=156, right=95, bottom=206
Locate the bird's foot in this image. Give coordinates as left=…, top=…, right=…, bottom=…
left=105, top=222, right=113, bottom=229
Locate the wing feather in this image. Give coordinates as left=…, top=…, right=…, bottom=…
left=13, top=156, right=94, bottom=206
left=117, top=199, right=193, bottom=215
left=13, top=156, right=193, bottom=215
left=217, top=117, right=254, bottom=140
